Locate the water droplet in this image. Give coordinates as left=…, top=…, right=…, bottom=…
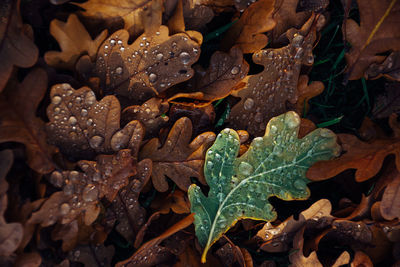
left=285, top=112, right=300, bottom=128
left=63, top=184, right=74, bottom=196
left=69, top=171, right=79, bottom=182
left=179, top=51, right=190, bottom=64
left=74, top=250, right=81, bottom=258
left=149, top=73, right=157, bottom=83
left=254, top=112, right=263, bottom=123
left=293, top=179, right=306, bottom=190
left=68, top=116, right=77, bottom=125
left=82, top=184, right=99, bottom=202
left=50, top=171, right=63, bottom=187
left=86, top=118, right=93, bottom=126
left=81, top=109, right=88, bottom=117
left=292, top=34, right=304, bottom=47
left=115, top=67, right=123, bottom=75
left=307, top=55, right=314, bottom=64
left=231, top=66, right=240, bottom=75
left=89, top=135, right=104, bottom=149
left=156, top=53, right=164, bottom=61
left=238, top=162, right=253, bottom=176
left=270, top=125, right=278, bottom=134
left=60, top=203, right=70, bottom=215
left=110, top=39, right=116, bottom=46
left=110, top=131, right=129, bottom=151
left=85, top=91, right=96, bottom=105
left=104, top=45, right=109, bottom=49
left=319, top=128, right=335, bottom=138
left=243, top=98, right=254, bottom=110
left=52, top=96, right=62, bottom=105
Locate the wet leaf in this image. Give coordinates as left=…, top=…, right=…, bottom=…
left=168, top=47, right=249, bottom=106
left=46, top=84, right=144, bottom=159
left=140, top=117, right=216, bottom=192
left=0, top=69, right=57, bottom=174
left=380, top=168, right=400, bottom=220
left=182, top=0, right=214, bottom=30
left=44, top=14, right=108, bottom=70
left=189, top=111, right=340, bottom=262
left=68, top=244, right=114, bottom=267
left=344, top=0, right=400, bottom=80
left=222, top=0, right=276, bottom=53
left=108, top=159, right=152, bottom=241
left=27, top=149, right=136, bottom=227
left=228, top=17, right=317, bottom=136
left=76, top=25, right=201, bottom=104
left=365, top=51, right=400, bottom=81
left=116, top=214, right=194, bottom=267
left=0, top=0, right=38, bottom=92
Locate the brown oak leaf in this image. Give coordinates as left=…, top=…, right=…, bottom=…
left=108, top=159, right=152, bottom=241
left=140, top=117, right=215, bottom=192
left=46, top=84, right=144, bottom=159
left=222, top=0, right=276, bottom=53
left=344, top=0, right=400, bottom=80
left=0, top=69, right=57, bottom=174
left=307, top=115, right=400, bottom=182
left=168, top=47, right=249, bottom=107
left=380, top=168, right=400, bottom=220
left=76, top=25, right=201, bottom=104
left=44, top=14, right=108, bottom=70
left=0, top=0, right=38, bottom=92
left=228, top=17, right=317, bottom=136
left=27, top=149, right=136, bottom=227
left=295, top=75, right=324, bottom=116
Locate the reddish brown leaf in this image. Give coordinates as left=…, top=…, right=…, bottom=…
left=46, top=84, right=144, bottom=159
left=295, top=75, right=324, bottom=116
left=0, top=69, right=56, bottom=174
left=0, top=0, right=38, bottom=92
left=380, top=168, right=400, bottom=220
left=351, top=251, right=373, bottom=267
left=44, top=14, right=108, bottom=70
left=151, top=189, right=191, bottom=215
left=140, top=117, right=215, bottom=191
left=344, top=0, right=400, bottom=80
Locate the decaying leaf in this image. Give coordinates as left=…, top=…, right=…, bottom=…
left=189, top=111, right=340, bottom=262
left=76, top=25, right=201, bottom=104
left=122, top=98, right=169, bottom=137
left=228, top=17, right=317, bottom=136
left=116, top=214, right=194, bottom=267
left=344, top=0, right=400, bottom=80
left=307, top=118, right=400, bottom=182
left=380, top=168, right=400, bottom=220
left=0, top=69, right=56, bottom=174
left=140, top=117, right=216, bottom=192
left=372, top=82, right=400, bottom=119
left=168, top=47, right=249, bottom=106
left=0, top=0, right=38, bottom=92
left=108, top=159, right=152, bottom=241
left=28, top=149, right=136, bottom=227
left=46, top=84, right=144, bottom=159
left=222, top=0, right=276, bottom=53
left=68, top=244, right=114, bottom=267
left=257, top=199, right=333, bottom=252
left=365, top=51, right=400, bottom=81
left=44, top=14, right=108, bottom=69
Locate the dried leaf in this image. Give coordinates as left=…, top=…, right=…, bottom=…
left=140, top=117, right=216, bottom=192
left=68, top=244, right=114, bottom=267
left=46, top=84, right=144, bottom=159
left=44, top=14, right=108, bottom=70
left=76, top=25, right=201, bottom=104
left=365, top=51, right=400, bottom=81
left=0, top=69, right=56, bottom=174
left=372, top=82, right=400, bottom=119
left=228, top=18, right=317, bottom=136
left=189, top=112, right=340, bottom=262
left=344, top=0, right=400, bottom=80
left=380, top=168, right=400, bottom=220
left=116, top=214, right=194, bottom=267
left=28, top=149, right=136, bottom=227
left=257, top=199, right=333, bottom=252
left=222, top=0, right=276, bottom=53
left=109, top=159, right=152, bottom=241
left=295, top=75, right=324, bottom=116
left=0, top=0, right=38, bottom=92
left=168, top=47, right=249, bottom=106
left=122, top=98, right=169, bottom=138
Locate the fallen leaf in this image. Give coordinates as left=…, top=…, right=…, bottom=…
left=380, top=168, right=400, bottom=220
left=140, top=117, right=216, bottom=192
left=68, top=244, right=114, bottom=267
left=344, top=0, right=400, bottom=80
left=44, top=14, right=108, bottom=70
left=295, top=75, right=324, bottom=116
left=182, top=0, right=214, bottom=30
left=46, top=84, right=144, bottom=159
left=168, top=47, right=249, bottom=106
left=27, top=149, right=136, bottom=227
left=189, top=111, right=340, bottom=262
left=76, top=25, right=201, bottom=104
left=365, top=51, right=400, bottom=81
left=151, top=189, right=191, bottom=214
left=116, top=214, right=194, bottom=267
left=351, top=250, right=373, bottom=267
left=215, top=240, right=246, bottom=267
left=222, top=0, right=276, bottom=53
left=0, top=0, right=38, bottom=92
left=0, top=69, right=57, bottom=174
left=228, top=17, right=317, bottom=136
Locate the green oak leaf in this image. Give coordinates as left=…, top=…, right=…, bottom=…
left=188, top=111, right=340, bottom=262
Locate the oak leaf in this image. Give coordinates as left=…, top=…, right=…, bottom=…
left=344, top=0, right=400, bottom=80
left=168, top=47, right=249, bottom=107
left=189, top=111, right=340, bottom=262
left=228, top=18, right=317, bottom=136
left=222, top=0, right=276, bottom=53
left=295, top=75, right=324, bottom=115
left=307, top=115, right=400, bottom=182
left=140, top=117, right=216, bottom=192
left=46, top=84, right=144, bottom=159
left=77, top=25, right=201, bottom=104
left=0, top=0, right=38, bottom=92
left=44, top=14, right=108, bottom=70
left=27, top=149, right=136, bottom=227
left=0, top=69, right=57, bottom=174
left=380, top=168, right=400, bottom=220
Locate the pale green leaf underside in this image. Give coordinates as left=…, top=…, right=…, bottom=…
left=188, top=111, right=340, bottom=262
